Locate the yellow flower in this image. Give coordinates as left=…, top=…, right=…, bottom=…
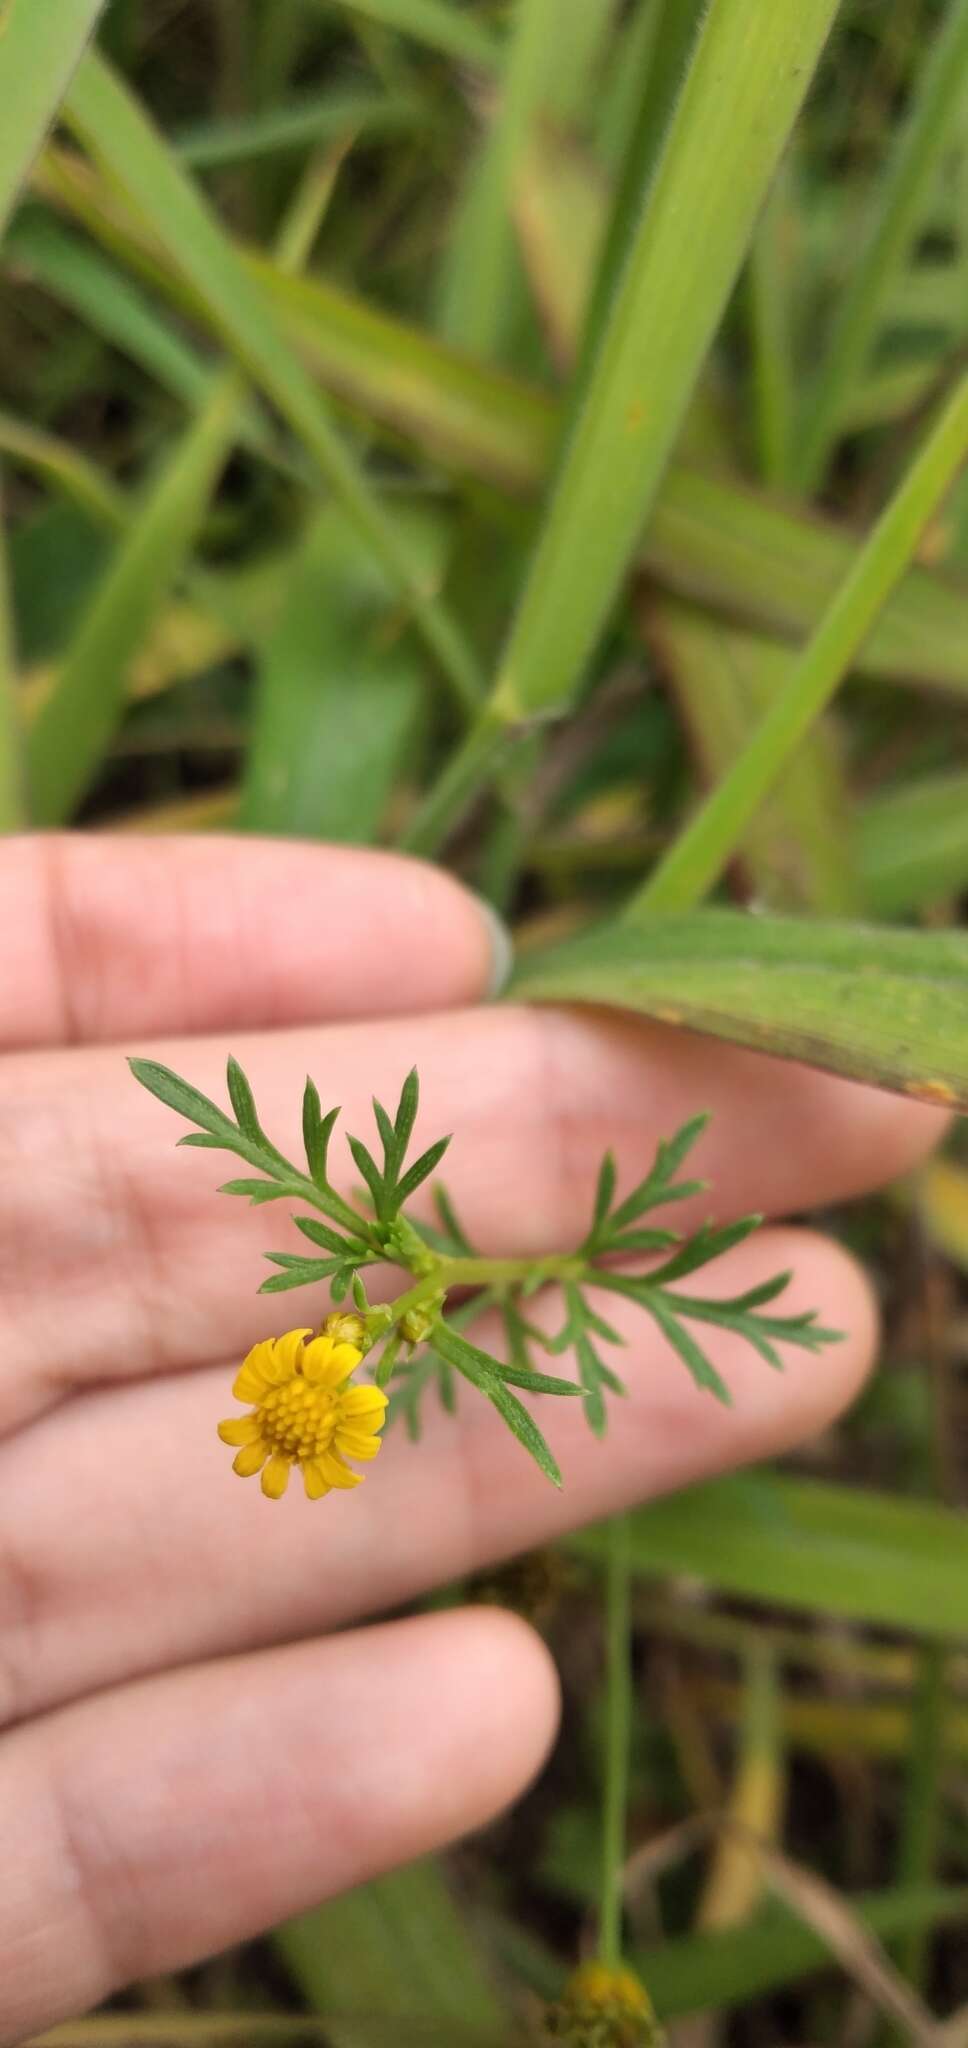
left=217, top=1327, right=388, bottom=1502
left=546, top=1962, right=661, bottom=2047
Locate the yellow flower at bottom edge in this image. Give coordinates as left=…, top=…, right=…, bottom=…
left=546, top=1961, right=662, bottom=2047
left=217, top=1327, right=388, bottom=1502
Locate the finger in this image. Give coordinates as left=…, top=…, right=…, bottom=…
left=0, top=1607, right=557, bottom=2041
left=0, top=1229, right=874, bottom=1724
left=0, top=834, right=505, bottom=1050
left=0, top=1003, right=941, bottom=1428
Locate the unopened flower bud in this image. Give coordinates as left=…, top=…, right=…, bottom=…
left=322, top=1311, right=369, bottom=1351
left=545, top=1962, right=662, bottom=2048
left=399, top=1299, right=442, bottom=1346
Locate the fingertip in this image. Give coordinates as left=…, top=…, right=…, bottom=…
left=427, top=1607, right=561, bottom=1823
left=735, top=1225, right=881, bottom=1445
left=823, top=1075, right=952, bottom=1195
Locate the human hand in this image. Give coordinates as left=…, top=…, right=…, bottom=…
left=0, top=834, right=944, bottom=2040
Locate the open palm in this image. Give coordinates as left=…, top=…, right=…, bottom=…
left=0, top=834, right=943, bottom=2042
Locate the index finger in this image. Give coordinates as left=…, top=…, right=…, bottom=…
left=0, top=835, right=506, bottom=1051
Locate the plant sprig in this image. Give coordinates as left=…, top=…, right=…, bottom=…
left=131, top=1057, right=842, bottom=1488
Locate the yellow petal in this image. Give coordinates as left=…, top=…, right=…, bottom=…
left=267, top=1328, right=311, bottom=1381
left=301, top=1335, right=343, bottom=1386
left=217, top=1413, right=262, bottom=1447
left=334, top=1426, right=382, bottom=1462
left=261, top=1454, right=292, bottom=1499
left=318, top=1449, right=363, bottom=1490
left=330, top=1341, right=363, bottom=1377
left=303, top=1459, right=332, bottom=1500
left=232, top=1338, right=275, bottom=1402
left=340, top=1386, right=388, bottom=1421
left=233, top=1439, right=268, bottom=1478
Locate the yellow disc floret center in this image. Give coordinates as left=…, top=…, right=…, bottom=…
left=257, top=1370, right=338, bottom=1460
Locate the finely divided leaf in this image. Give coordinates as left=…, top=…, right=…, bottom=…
left=395, top=1135, right=452, bottom=1205
left=433, top=1321, right=564, bottom=1487
left=302, top=1078, right=339, bottom=1189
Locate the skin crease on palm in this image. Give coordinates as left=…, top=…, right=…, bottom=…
left=0, top=835, right=948, bottom=2041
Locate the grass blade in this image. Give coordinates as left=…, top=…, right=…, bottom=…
left=794, top=0, right=968, bottom=493
left=634, top=1886, right=968, bottom=2022
left=26, top=376, right=238, bottom=822
left=276, top=1858, right=507, bottom=2026
left=489, top=0, right=842, bottom=724
left=641, top=594, right=858, bottom=913
left=0, top=0, right=106, bottom=237
left=578, top=0, right=707, bottom=372
left=404, top=0, right=845, bottom=844
left=747, top=161, right=797, bottom=488
left=568, top=1470, right=968, bottom=1638
left=508, top=909, right=968, bottom=1108
left=633, top=369, right=968, bottom=914
left=437, top=0, right=556, bottom=358
left=856, top=768, right=968, bottom=917
left=62, top=51, right=483, bottom=716
left=26, top=164, right=968, bottom=699
left=173, top=88, right=419, bottom=169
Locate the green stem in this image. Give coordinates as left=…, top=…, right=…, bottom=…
left=629, top=368, right=968, bottom=916
left=600, top=1509, right=633, bottom=1967
left=399, top=708, right=517, bottom=857
left=379, top=1251, right=586, bottom=1331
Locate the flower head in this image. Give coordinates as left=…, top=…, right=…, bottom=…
left=217, top=1327, right=388, bottom=1501
left=546, top=1962, right=661, bottom=2047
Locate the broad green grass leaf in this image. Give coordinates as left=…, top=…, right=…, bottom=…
left=26, top=375, right=238, bottom=822
left=0, top=0, right=105, bottom=237
left=276, top=1857, right=508, bottom=2030
left=62, top=52, right=483, bottom=715
left=568, top=1471, right=968, bottom=1639
left=641, top=595, right=857, bottom=913
left=239, top=505, right=426, bottom=841
left=487, top=0, right=842, bottom=723
left=509, top=909, right=968, bottom=1109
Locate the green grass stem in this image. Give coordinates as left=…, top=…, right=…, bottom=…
left=629, top=369, right=968, bottom=916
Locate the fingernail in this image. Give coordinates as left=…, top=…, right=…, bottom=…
left=472, top=894, right=514, bottom=998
